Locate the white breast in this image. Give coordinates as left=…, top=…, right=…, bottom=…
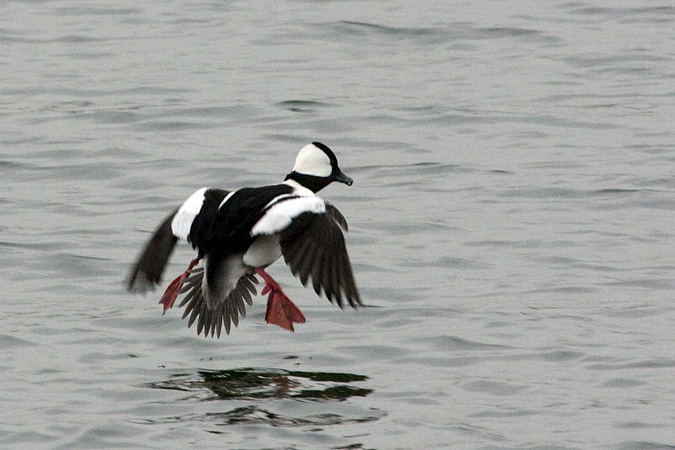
left=243, top=234, right=282, bottom=268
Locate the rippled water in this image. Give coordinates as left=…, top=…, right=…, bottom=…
left=2, top=1, right=674, bottom=449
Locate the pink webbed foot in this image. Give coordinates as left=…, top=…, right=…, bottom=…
left=159, top=258, right=198, bottom=314
left=255, top=268, right=306, bottom=332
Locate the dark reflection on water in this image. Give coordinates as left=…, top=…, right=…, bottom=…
left=141, top=368, right=382, bottom=428
left=205, top=405, right=380, bottom=428
left=147, top=367, right=372, bottom=401
left=135, top=405, right=383, bottom=429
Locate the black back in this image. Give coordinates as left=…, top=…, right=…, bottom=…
left=200, top=184, right=294, bottom=256
left=187, top=188, right=230, bottom=255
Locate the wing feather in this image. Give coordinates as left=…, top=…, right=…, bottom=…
left=127, top=209, right=179, bottom=292
left=127, top=188, right=230, bottom=292
left=280, top=204, right=361, bottom=309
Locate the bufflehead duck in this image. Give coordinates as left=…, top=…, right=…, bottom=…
left=127, top=142, right=361, bottom=337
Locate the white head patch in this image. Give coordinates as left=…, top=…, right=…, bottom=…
left=291, top=143, right=332, bottom=177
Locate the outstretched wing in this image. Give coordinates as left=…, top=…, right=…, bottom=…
left=127, top=187, right=229, bottom=292
left=279, top=203, right=361, bottom=308
left=127, top=209, right=178, bottom=292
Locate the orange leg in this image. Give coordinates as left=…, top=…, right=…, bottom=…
left=255, top=268, right=306, bottom=332
left=158, top=258, right=199, bottom=314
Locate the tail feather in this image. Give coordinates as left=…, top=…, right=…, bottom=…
left=176, top=263, right=258, bottom=338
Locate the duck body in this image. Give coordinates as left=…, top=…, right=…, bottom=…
left=128, top=142, right=361, bottom=338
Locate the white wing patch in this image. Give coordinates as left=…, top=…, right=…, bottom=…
left=251, top=196, right=326, bottom=236
left=219, top=191, right=235, bottom=209
left=171, top=187, right=208, bottom=240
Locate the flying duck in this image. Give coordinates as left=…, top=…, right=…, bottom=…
left=127, top=142, right=361, bottom=338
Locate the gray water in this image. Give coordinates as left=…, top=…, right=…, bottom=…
left=2, top=1, right=674, bottom=448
